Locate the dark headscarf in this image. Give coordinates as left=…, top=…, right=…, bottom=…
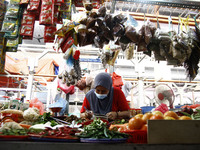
left=85, top=72, right=113, bottom=115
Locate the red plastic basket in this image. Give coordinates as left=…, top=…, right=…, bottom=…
left=122, top=130, right=147, bottom=144
left=1, top=113, right=20, bottom=122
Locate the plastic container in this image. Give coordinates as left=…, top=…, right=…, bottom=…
left=175, top=105, right=184, bottom=108
left=130, top=108, right=142, bottom=117
left=140, top=106, right=155, bottom=114
left=122, top=130, right=147, bottom=144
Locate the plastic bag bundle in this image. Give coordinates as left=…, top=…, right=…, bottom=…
left=125, top=43, right=135, bottom=60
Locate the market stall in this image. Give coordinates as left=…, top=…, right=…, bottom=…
left=0, top=0, right=200, bottom=147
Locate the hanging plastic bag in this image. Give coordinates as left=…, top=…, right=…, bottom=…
left=29, top=98, right=44, bottom=115
left=111, top=72, right=123, bottom=88
left=57, top=78, right=75, bottom=94
left=125, top=43, right=135, bottom=60
left=108, top=50, right=120, bottom=66
left=125, top=14, right=138, bottom=27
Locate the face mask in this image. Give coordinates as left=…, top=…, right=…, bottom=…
left=95, top=91, right=108, bottom=99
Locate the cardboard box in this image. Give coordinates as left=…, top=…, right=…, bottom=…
left=148, top=120, right=200, bottom=144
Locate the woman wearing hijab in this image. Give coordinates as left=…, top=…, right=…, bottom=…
left=80, top=72, right=130, bottom=120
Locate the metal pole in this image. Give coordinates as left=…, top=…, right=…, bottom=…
left=46, top=82, right=52, bottom=112
left=26, top=58, right=35, bottom=102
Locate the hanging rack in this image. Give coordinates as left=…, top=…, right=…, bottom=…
left=115, top=0, right=200, bottom=9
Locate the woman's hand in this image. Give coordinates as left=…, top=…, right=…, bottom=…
left=106, top=111, right=130, bottom=120
left=80, top=111, right=93, bottom=120
left=106, top=111, right=118, bottom=120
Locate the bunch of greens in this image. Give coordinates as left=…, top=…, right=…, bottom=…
left=34, top=112, right=58, bottom=127
left=181, top=109, right=200, bottom=120
left=111, top=119, right=127, bottom=125
left=0, top=128, right=28, bottom=136
left=79, top=118, right=129, bottom=139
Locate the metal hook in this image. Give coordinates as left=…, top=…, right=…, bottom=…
left=180, top=8, right=188, bottom=17
left=195, top=12, right=200, bottom=18
left=136, top=3, right=142, bottom=13
left=184, top=9, right=190, bottom=18
left=172, top=7, right=177, bottom=14
left=169, top=7, right=172, bottom=17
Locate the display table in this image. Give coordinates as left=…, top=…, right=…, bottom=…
left=1, top=141, right=200, bottom=150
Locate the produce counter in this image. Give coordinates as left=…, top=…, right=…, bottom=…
left=1, top=141, right=200, bottom=150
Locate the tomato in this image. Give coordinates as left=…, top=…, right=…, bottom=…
left=164, top=111, right=179, bottom=120
left=128, top=117, right=144, bottom=130
left=152, top=111, right=164, bottom=117
left=142, top=113, right=153, bottom=124
left=140, top=124, right=147, bottom=131
left=134, top=114, right=143, bottom=119
left=150, top=114, right=164, bottom=120
left=179, top=116, right=192, bottom=120
left=164, top=116, right=176, bottom=120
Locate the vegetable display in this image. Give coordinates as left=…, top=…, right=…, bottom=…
left=180, top=109, right=200, bottom=120
left=0, top=128, right=28, bottom=136
left=79, top=118, right=129, bottom=139
left=34, top=112, right=58, bottom=127
left=28, top=126, right=80, bottom=139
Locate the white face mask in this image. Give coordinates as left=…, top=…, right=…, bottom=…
left=94, top=91, right=108, bottom=99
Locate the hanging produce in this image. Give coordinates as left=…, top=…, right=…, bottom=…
left=20, top=9, right=35, bottom=40
left=58, top=46, right=82, bottom=86
left=1, top=0, right=22, bottom=52
left=54, top=3, right=200, bottom=80
left=184, top=26, right=200, bottom=81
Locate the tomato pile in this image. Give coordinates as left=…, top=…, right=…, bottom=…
left=109, top=110, right=194, bottom=133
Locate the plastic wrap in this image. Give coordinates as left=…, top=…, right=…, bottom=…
left=39, top=0, right=54, bottom=25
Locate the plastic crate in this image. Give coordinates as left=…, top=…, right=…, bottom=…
left=123, top=130, right=147, bottom=144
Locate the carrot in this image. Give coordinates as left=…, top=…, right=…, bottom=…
left=19, top=124, right=31, bottom=129
left=109, top=123, right=128, bottom=130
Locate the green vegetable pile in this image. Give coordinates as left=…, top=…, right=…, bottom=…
left=79, top=118, right=129, bottom=139
left=34, top=112, right=58, bottom=126
left=0, top=128, right=28, bottom=136
left=181, top=109, right=200, bottom=120
left=112, top=119, right=128, bottom=125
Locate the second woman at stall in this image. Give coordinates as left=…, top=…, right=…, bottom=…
left=80, top=72, right=130, bottom=120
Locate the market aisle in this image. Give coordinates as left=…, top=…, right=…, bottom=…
left=1, top=142, right=200, bottom=150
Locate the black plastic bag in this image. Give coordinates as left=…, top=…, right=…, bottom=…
left=113, top=23, right=125, bottom=37
left=104, top=14, right=114, bottom=30
left=77, top=29, right=87, bottom=46
left=119, top=35, right=131, bottom=44
left=125, top=25, right=139, bottom=43
left=103, top=27, right=114, bottom=41
left=98, top=6, right=106, bottom=17
left=89, top=12, right=98, bottom=18
left=79, top=18, right=87, bottom=25
left=86, top=17, right=96, bottom=29
left=114, top=14, right=127, bottom=24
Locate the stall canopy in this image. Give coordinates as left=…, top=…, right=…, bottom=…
left=0, top=54, right=59, bottom=88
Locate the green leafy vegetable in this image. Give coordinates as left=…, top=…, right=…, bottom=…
left=0, top=128, right=28, bottom=136
left=180, top=109, right=200, bottom=120
left=79, top=118, right=129, bottom=139
left=34, top=112, right=58, bottom=127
